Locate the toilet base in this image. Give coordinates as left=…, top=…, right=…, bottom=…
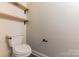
left=12, top=54, right=31, bottom=57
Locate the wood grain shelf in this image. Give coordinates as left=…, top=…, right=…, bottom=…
left=9, top=2, right=29, bottom=11
left=0, top=12, right=28, bottom=22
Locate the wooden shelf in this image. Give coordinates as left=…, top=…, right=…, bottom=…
left=0, top=12, right=28, bottom=22
left=9, top=2, right=29, bottom=11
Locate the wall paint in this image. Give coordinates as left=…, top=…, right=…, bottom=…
left=0, top=3, right=26, bottom=56
left=27, top=2, right=79, bottom=57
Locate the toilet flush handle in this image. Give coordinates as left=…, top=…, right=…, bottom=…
left=6, top=36, right=12, bottom=40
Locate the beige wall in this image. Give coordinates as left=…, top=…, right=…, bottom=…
left=27, top=2, right=79, bottom=57
left=0, top=2, right=26, bottom=56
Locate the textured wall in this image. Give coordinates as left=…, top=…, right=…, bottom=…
left=27, top=2, right=79, bottom=57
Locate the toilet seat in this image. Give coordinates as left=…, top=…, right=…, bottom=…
left=13, top=44, right=32, bottom=56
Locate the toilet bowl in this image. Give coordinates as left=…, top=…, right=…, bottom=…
left=7, top=35, right=32, bottom=57
left=13, top=44, right=32, bottom=57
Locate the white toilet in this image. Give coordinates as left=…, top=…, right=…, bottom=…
left=7, top=35, right=32, bottom=57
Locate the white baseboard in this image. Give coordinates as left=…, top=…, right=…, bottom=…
left=32, top=50, right=48, bottom=57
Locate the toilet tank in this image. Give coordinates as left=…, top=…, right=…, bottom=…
left=9, top=35, right=24, bottom=47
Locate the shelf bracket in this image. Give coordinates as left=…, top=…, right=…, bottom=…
left=24, top=9, right=28, bottom=14
left=24, top=20, right=28, bottom=25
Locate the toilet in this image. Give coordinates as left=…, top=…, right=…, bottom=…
left=7, top=35, right=32, bottom=57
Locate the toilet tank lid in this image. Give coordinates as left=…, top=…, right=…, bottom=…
left=14, top=44, right=31, bottom=53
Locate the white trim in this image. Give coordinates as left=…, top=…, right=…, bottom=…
left=32, top=50, right=48, bottom=57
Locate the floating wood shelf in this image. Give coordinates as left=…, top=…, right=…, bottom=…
left=0, top=12, right=28, bottom=22
left=9, top=2, right=29, bottom=11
